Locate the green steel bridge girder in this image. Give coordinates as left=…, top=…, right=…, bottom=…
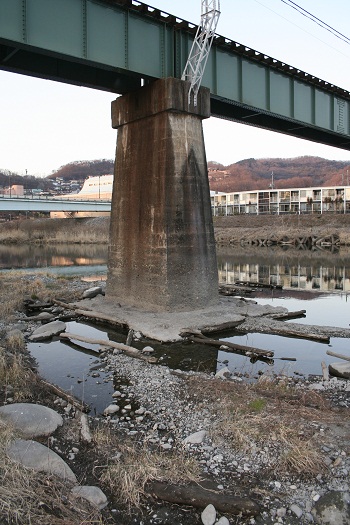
left=1, top=0, right=350, bottom=150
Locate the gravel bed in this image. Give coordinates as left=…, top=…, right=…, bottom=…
left=92, top=349, right=350, bottom=525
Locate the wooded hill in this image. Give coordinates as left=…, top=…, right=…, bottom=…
left=208, top=156, right=350, bottom=192
left=50, top=156, right=350, bottom=192
left=47, top=159, right=114, bottom=181
left=2, top=156, right=350, bottom=193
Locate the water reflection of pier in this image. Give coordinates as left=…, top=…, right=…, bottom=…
left=217, top=247, right=350, bottom=293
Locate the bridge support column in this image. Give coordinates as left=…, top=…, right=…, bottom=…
left=106, top=77, right=218, bottom=312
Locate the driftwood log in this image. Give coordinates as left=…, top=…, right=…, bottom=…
left=53, top=299, right=86, bottom=311
left=255, top=325, right=329, bottom=343
left=326, top=350, right=350, bottom=362
left=185, top=332, right=274, bottom=358
left=146, top=481, right=260, bottom=516
left=270, top=310, right=306, bottom=321
left=59, top=332, right=157, bottom=363
left=321, top=361, right=329, bottom=381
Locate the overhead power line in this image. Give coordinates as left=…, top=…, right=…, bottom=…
left=280, top=0, right=350, bottom=46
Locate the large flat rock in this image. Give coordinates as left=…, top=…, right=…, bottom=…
left=0, top=403, right=63, bottom=438
left=7, top=438, right=77, bottom=483
left=29, top=320, right=66, bottom=341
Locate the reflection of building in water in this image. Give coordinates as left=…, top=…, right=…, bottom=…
left=211, top=185, right=350, bottom=216
left=218, top=261, right=350, bottom=292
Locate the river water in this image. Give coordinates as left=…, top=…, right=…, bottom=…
left=3, top=243, right=350, bottom=413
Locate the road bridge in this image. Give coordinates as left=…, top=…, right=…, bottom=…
left=1, top=0, right=350, bottom=149
left=0, top=196, right=111, bottom=212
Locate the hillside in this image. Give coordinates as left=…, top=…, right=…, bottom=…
left=48, top=159, right=114, bottom=181
left=2, top=156, right=350, bottom=193
left=208, top=156, right=350, bottom=192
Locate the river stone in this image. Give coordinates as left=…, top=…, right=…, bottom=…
left=216, top=518, right=230, bottom=525
left=183, top=430, right=207, bottom=444
left=82, top=286, right=103, bottom=299
left=71, top=485, right=108, bottom=509
left=215, top=367, right=232, bottom=380
left=329, top=363, right=350, bottom=380
left=24, top=312, right=55, bottom=321
left=312, top=491, right=350, bottom=524
left=103, top=404, right=119, bottom=416
left=7, top=439, right=77, bottom=482
left=201, top=504, right=216, bottom=525
left=29, top=320, right=66, bottom=341
left=0, top=403, right=63, bottom=438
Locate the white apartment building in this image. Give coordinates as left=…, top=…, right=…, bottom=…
left=211, top=186, right=350, bottom=216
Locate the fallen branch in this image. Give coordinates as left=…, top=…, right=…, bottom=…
left=146, top=481, right=260, bottom=516
left=41, top=379, right=89, bottom=412
left=53, top=299, right=85, bottom=311
left=326, top=350, right=350, bottom=362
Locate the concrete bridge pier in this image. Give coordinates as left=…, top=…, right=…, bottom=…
left=106, top=77, right=218, bottom=312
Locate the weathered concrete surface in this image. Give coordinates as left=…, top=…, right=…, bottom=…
left=107, top=77, right=218, bottom=313
left=75, top=295, right=288, bottom=342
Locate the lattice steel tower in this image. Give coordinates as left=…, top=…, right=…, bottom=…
left=182, top=0, right=221, bottom=106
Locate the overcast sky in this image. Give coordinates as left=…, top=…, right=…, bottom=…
left=1, top=0, right=350, bottom=176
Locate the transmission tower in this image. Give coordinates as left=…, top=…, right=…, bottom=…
left=182, top=0, right=221, bottom=106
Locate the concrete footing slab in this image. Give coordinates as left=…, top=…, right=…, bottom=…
left=74, top=295, right=288, bottom=342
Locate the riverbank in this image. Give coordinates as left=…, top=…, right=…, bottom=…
left=0, top=272, right=350, bottom=524
left=2, top=213, right=350, bottom=246
left=214, top=214, right=350, bottom=247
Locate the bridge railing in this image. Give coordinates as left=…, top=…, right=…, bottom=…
left=0, top=194, right=111, bottom=203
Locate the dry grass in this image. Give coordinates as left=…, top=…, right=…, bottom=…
left=0, top=271, right=51, bottom=320
left=186, top=375, right=330, bottom=478
left=0, top=270, right=86, bottom=316
left=95, top=426, right=200, bottom=510
left=0, top=218, right=109, bottom=245
left=0, top=347, right=36, bottom=402
left=0, top=425, right=103, bottom=525
left=5, top=331, right=25, bottom=352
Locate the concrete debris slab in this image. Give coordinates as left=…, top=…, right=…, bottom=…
left=0, top=403, right=63, bottom=438
left=329, top=362, right=350, bottom=380
left=74, top=295, right=287, bottom=342
left=7, top=438, right=77, bottom=483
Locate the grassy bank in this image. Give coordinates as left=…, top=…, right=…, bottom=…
left=214, top=213, right=350, bottom=246
left=0, top=217, right=110, bottom=244
left=1, top=213, right=350, bottom=246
